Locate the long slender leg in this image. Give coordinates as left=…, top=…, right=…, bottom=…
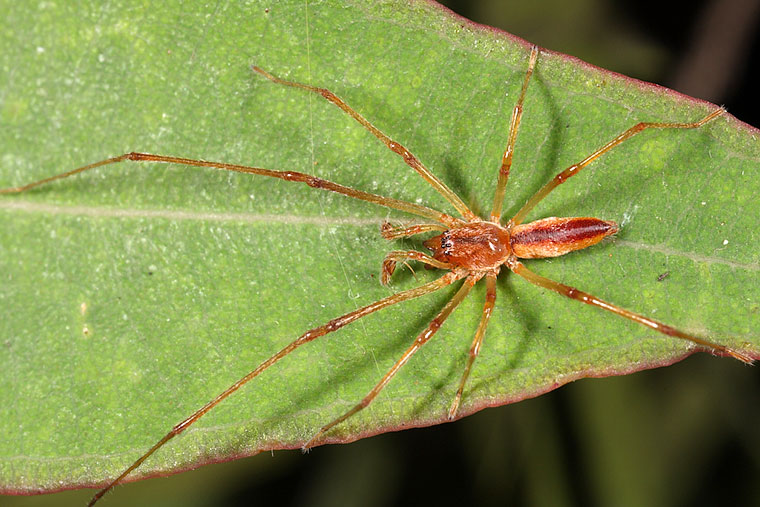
left=449, top=272, right=498, bottom=419
left=0, top=152, right=461, bottom=227
left=252, top=66, right=477, bottom=221
left=380, top=222, right=448, bottom=240
left=508, top=259, right=754, bottom=364
left=302, top=274, right=481, bottom=450
left=490, top=45, right=539, bottom=222
left=87, top=271, right=464, bottom=506
left=509, top=107, right=726, bottom=226
left=381, top=250, right=455, bottom=285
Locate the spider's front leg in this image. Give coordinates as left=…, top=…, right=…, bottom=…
left=380, top=221, right=448, bottom=240
left=379, top=222, right=455, bottom=284
left=381, top=250, right=454, bottom=285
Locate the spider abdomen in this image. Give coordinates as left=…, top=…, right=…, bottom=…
left=511, top=217, right=618, bottom=259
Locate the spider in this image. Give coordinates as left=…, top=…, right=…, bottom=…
left=1, top=45, right=753, bottom=506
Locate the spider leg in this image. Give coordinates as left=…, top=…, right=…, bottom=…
left=381, top=250, right=455, bottom=285
left=509, top=107, right=726, bottom=226
left=86, top=271, right=464, bottom=506
left=0, top=152, right=459, bottom=227
left=381, top=221, right=448, bottom=240
left=449, top=272, right=498, bottom=419
left=491, top=45, right=539, bottom=222
left=302, top=273, right=481, bottom=450
left=508, top=258, right=754, bottom=364
left=252, top=66, right=476, bottom=221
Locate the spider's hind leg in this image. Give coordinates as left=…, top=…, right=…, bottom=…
left=508, top=259, right=754, bottom=364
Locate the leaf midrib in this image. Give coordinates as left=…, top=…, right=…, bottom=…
left=6, top=200, right=756, bottom=272
left=0, top=200, right=387, bottom=227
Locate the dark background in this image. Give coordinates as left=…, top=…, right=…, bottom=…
left=8, top=1, right=759, bottom=506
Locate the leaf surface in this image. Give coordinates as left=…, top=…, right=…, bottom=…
left=1, top=0, right=758, bottom=494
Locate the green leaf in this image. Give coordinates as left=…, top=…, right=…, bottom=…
left=1, top=0, right=758, bottom=498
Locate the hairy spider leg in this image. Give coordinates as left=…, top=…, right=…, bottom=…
left=449, top=272, right=498, bottom=418
left=381, top=250, right=455, bottom=285
left=252, top=66, right=477, bottom=221
left=509, top=107, right=726, bottom=226
left=85, top=271, right=464, bottom=506
left=508, top=259, right=753, bottom=364
left=491, top=45, right=539, bottom=222
left=0, top=152, right=459, bottom=227
left=302, top=273, right=479, bottom=450
left=380, top=222, right=448, bottom=240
